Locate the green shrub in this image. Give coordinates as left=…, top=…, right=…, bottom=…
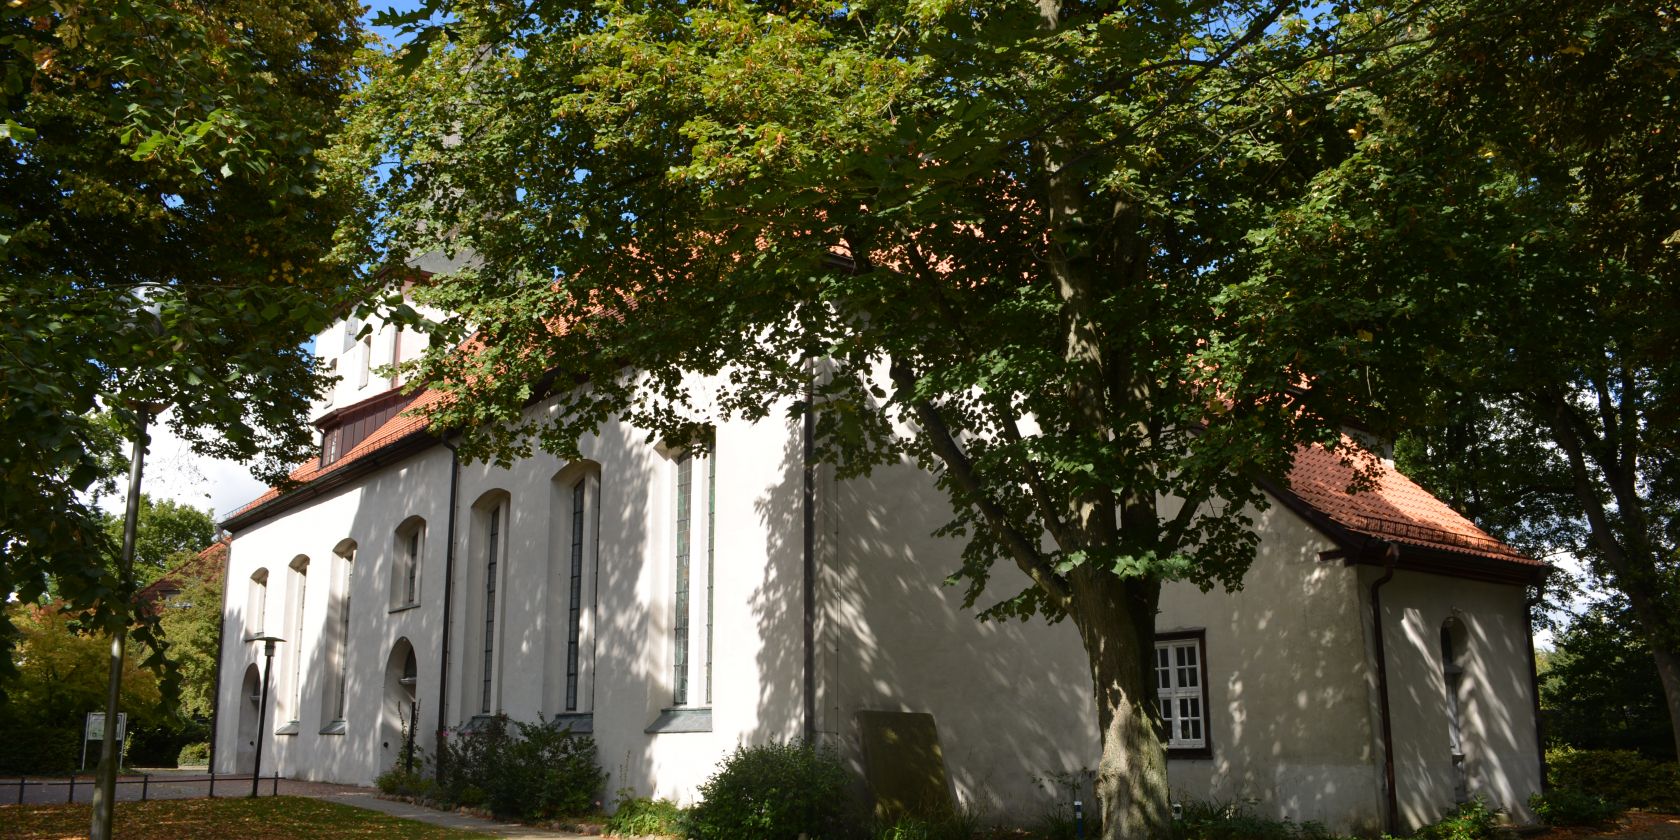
left=1547, top=747, right=1680, bottom=812
left=0, top=724, right=79, bottom=775
left=606, top=790, right=689, bottom=837
left=437, top=714, right=605, bottom=821
left=1172, top=798, right=1344, bottom=840
left=176, top=741, right=210, bottom=766
left=1408, top=799, right=1496, bottom=840
left=375, top=758, right=436, bottom=800
left=870, top=808, right=982, bottom=840
left=688, top=740, right=850, bottom=840
left=1529, top=789, right=1622, bottom=827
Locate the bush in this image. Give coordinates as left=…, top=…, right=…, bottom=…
left=1529, top=789, right=1622, bottom=827
left=1547, top=748, right=1680, bottom=812
left=437, top=714, right=604, bottom=821
left=606, top=790, right=689, bottom=837
left=870, top=808, right=982, bottom=840
left=1172, top=798, right=1343, bottom=840
left=688, top=740, right=850, bottom=840
left=0, top=723, right=79, bottom=775
left=176, top=742, right=210, bottom=766
left=1408, top=799, right=1496, bottom=840
left=376, top=764, right=437, bottom=798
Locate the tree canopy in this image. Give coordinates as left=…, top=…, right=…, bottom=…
left=340, top=0, right=1491, bottom=834
left=1249, top=0, right=1680, bottom=754
left=1, top=0, right=365, bottom=678
left=100, top=496, right=217, bottom=589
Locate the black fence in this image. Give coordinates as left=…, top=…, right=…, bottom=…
left=5, top=772, right=283, bottom=805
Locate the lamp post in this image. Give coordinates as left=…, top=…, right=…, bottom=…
left=89, top=298, right=165, bottom=840
left=88, top=408, right=154, bottom=840
left=250, top=635, right=285, bottom=798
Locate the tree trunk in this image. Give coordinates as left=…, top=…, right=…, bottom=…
left=1072, top=570, right=1171, bottom=840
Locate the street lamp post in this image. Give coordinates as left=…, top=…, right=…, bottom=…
left=250, top=635, right=285, bottom=798
left=88, top=403, right=159, bottom=840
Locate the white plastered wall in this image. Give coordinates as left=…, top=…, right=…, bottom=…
left=1362, top=567, right=1542, bottom=830
left=215, top=387, right=812, bottom=802
left=215, top=445, right=454, bottom=782
left=826, top=458, right=1391, bottom=833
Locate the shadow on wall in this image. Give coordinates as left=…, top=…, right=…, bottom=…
left=748, top=411, right=813, bottom=748
left=1186, top=515, right=1377, bottom=831
left=561, top=420, right=657, bottom=799
left=330, top=451, right=455, bottom=783
left=1389, top=583, right=1535, bottom=829
left=813, top=452, right=1095, bottom=822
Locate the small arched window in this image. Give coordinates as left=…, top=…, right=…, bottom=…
left=246, top=568, right=269, bottom=638
left=392, top=517, right=426, bottom=609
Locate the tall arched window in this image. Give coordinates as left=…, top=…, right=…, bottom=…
left=468, top=491, right=510, bottom=716
left=668, top=446, right=714, bottom=710
left=285, top=555, right=310, bottom=726
left=483, top=503, right=501, bottom=713
left=548, top=464, right=600, bottom=717
left=323, top=539, right=356, bottom=731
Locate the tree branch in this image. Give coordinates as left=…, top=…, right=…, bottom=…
left=889, top=357, right=1074, bottom=611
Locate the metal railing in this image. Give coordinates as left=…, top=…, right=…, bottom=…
left=5, top=772, right=282, bottom=805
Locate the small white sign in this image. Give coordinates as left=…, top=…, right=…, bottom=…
left=84, top=712, right=127, bottom=742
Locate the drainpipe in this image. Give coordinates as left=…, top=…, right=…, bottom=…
left=435, top=438, right=462, bottom=780
left=1523, top=588, right=1548, bottom=793
left=802, top=359, right=817, bottom=744
left=1369, top=541, right=1401, bottom=836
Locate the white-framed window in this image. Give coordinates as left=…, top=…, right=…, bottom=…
left=392, top=516, right=425, bottom=609
left=1155, top=631, right=1208, bottom=752
left=246, top=568, right=269, bottom=638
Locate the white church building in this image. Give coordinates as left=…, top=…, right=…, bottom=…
left=212, top=285, right=1548, bottom=834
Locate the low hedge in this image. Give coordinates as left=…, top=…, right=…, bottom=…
left=1547, top=748, right=1680, bottom=812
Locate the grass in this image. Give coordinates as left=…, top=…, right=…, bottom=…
left=0, top=795, right=488, bottom=839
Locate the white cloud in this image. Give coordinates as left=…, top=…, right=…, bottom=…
left=95, top=409, right=271, bottom=523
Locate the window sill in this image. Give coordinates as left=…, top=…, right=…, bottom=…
left=388, top=602, right=421, bottom=614
left=275, top=721, right=301, bottom=736
left=551, top=712, right=594, bottom=734
left=319, top=720, right=348, bottom=736
left=1166, top=746, right=1212, bottom=760
left=645, top=707, right=712, bottom=734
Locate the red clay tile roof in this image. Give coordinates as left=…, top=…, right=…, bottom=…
left=223, top=386, right=449, bottom=524
left=135, top=537, right=231, bottom=614
left=1286, top=438, right=1537, bottom=566
left=227, top=390, right=1533, bottom=573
